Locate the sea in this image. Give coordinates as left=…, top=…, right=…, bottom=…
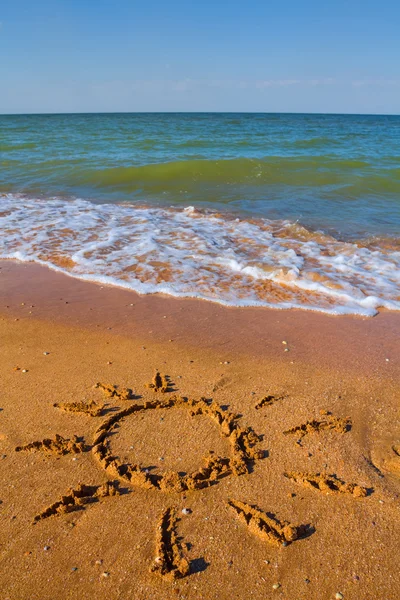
left=1, top=112, right=399, bottom=315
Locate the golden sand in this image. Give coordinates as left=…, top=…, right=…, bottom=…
left=0, top=259, right=399, bottom=599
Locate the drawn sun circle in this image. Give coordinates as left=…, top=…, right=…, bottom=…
left=91, top=395, right=264, bottom=494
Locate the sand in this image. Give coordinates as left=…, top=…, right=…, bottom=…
left=0, top=259, right=399, bottom=599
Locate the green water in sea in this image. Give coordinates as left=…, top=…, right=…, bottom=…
left=1, top=112, right=400, bottom=238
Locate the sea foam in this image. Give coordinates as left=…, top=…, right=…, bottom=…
left=1, top=194, right=399, bottom=316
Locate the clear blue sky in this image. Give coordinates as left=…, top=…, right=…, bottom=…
left=1, top=0, right=399, bottom=114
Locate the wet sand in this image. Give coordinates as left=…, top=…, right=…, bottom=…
left=0, top=259, right=399, bottom=600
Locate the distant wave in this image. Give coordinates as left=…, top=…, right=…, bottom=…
left=65, top=157, right=400, bottom=196
left=290, top=137, right=342, bottom=148
left=0, top=142, right=38, bottom=151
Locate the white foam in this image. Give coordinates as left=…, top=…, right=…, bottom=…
left=1, top=193, right=400, bottom=316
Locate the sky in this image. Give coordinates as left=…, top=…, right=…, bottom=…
left=1, top=0, right=399, bottom=114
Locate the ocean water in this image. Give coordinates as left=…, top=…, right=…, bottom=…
left=1, top=113, right=399, bottom=315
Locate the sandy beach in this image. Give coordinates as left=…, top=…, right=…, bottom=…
left=0, top=259, right=399, bottom=599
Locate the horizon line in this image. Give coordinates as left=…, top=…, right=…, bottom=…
left=1, top=110, right=399, bottom=117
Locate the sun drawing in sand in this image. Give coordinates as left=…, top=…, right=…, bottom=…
left=15, top=372, right=370, bottom=580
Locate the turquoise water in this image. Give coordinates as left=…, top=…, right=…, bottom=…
left=1, top=112, right=400, bottom=238
left=1, top=113, right=400, bottom=315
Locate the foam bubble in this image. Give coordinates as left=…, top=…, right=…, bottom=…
left=1, top=194, right=399, bottom=316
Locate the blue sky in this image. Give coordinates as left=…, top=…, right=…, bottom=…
left=1, top=0, right=399, bottom=114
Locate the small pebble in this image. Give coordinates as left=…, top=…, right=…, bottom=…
left=284, top=348, right=290, bottom=352
left=43, top=352, right=49, bottom=355
left=95, top=559, right=103, bottom=565
left=72, top=457, right=78, bottom=462
left=335, top=593, right=344, bottom=600
left=181, top=508, right=191, bottom=515
left=22, top=369, right=28, bottom=373
left=224, top=361, right=230, bottom=364
left=101, top=571, right=110, bottom=578
left=43, top=546, right=50, bottom=551
left=272, top=583, right=281, bottom=590
left=264, top=560, right=270, bottom=565
left=282, top=341, right=288, bottom=345
left=71, top=567, right=78, bottom=572
left=304, top=578, right=310, bottom=584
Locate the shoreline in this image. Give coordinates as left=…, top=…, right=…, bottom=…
left=1, top=258, right=399, bottom=599
left=1, top=258, right=400, bottom=376
left=2, top=194, right=400, bottom=317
